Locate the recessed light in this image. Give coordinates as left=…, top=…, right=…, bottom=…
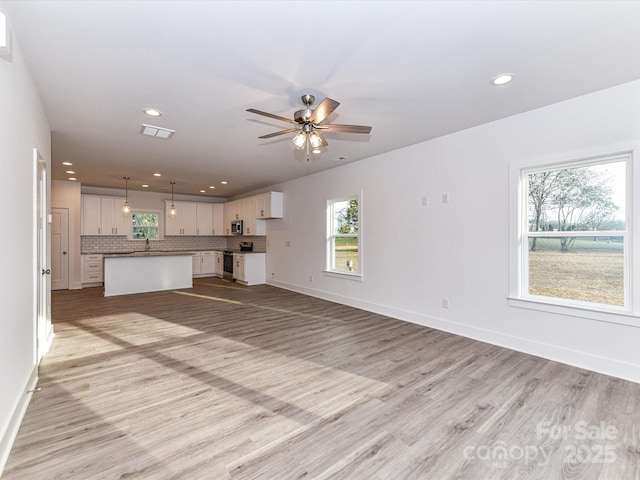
left=209, top=186, right=215, bottom=189
left=143, top=108, right=162, bottom=117
left=141, top=184, right=149, bottom=188
left=62, top=161, right=73, bottom=166
left=221, top=181, right=228, bottom=185
left=199, top=189, right=206, bottom=193
left=491, top=73, right=514, bottom=86
left=65, top=170, right=75, bottom=174
left=153, top=173, right=161, bottom=177
left=68, top=177, right=77, bottom=181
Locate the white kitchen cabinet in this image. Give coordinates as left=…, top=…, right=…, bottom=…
left=192, top=252, right=201, bottom=275
left=101, top=197, right=128, bottom=235
left=243, top=197, right=258, bottom=236
left=201, top=251, right=215, bottom=274
left=255, top=192, right=284, bottom=219
left=82, top=195, right=127, bottom=236
left=192, top=251, right=216, bottom=277
left=196, top=203, right=213, bottom=236
left=82, top=196, right=101, bottom=235
left=165, top=201, right=197, bottom=235
left=232, top=253, right=245, bottom=283
left=212, top=204, right=224, bottom=236
left=232, top=252, right=265, bottom=286
left=215, top=251, right=224, bottom=277
left=81, top=254, right=103, bottom=285
left=195, top=203, right=224, bottom=236
left=223, top=200, right=244, bottom=235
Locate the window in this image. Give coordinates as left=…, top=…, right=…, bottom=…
left=518, top=153, right=629, bottom=311
left=131, top=211, right=160, bottom=240
left=327, top=195, right=361, bottom=276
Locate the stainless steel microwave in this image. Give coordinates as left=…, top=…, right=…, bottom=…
left=231, top=220, right=243, bottom=235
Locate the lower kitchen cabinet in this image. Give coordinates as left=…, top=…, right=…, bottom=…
left=232, top=252, right=266, bottom=286
left=81, top=254, right=103, bottom=285
left=192, top=251, right=217, bottom=277
left=215, top=251, right=224, bottom=278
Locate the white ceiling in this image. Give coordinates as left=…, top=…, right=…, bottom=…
left=4, top=0, right=640, bottom=198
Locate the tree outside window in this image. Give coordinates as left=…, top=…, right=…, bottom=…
left=132, top=212, right=159, bottom=239
left=522, top=154, right=628, bottom=308
left=327, top=197, right=360, bottom=274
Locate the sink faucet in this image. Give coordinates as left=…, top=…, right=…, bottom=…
left=145, top=238, right=150, bottom=251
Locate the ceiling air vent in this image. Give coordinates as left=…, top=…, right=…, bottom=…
left=140, top=124, right=175, bottom=139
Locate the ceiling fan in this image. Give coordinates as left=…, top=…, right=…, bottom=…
left=246, top=94, right=372, bottom=156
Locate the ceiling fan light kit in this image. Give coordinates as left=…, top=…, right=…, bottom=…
left=247, top=94, right=372, bottom=155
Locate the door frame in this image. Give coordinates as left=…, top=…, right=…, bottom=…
left=34, top=148, right=53, bottom=362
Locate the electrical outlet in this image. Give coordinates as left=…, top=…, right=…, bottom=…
left=309, top=275, right=313, bottom=282
left=285, top=240, right=292, bottom=247
left=421, top=196, right=429, bottom=206
left=442, top=298, right=449, bottom=309
left=441, top=193, right=449, bottom=204
left=270, top=272, right=275, bottom=279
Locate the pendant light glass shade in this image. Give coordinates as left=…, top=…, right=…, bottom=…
left=292, top=131, right=307, bottom=149
left=122, top=176, right=131, bottom=215
left=308, top=131, right=323, bottom=149
left=170, top=181, right=176, bottom=217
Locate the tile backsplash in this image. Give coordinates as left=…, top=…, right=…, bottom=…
left=81, top=235, right=266, bottom=254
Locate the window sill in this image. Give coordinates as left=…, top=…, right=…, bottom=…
left=323, top=270, right=363, bottom=282
left=508, top=296, right=639, bottom=327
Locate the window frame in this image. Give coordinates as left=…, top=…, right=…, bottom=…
left=127, top=209, right=163, bottom=241
left=509, top=147, right=638, bottom=324
left=325, top=193, right=363, bottom=280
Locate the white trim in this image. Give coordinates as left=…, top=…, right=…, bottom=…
left=0, top=367, right=38, bottom=477
left=323, top=270, right=363, bottom=282
left=509, top=143, right=638, bottom=320
left=267, top=279, right=640, bottom=384
left=326, top=191, right=362, bottom=276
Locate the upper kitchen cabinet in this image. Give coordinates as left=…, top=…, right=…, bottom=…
left=101, top=197, right=128, bottom=235
left=195, top=203, right=225, bottom=236
left=165, top=201, right=223, bottom=236
left=196, top=203, right=213, bottom=236
left=255, top=192, right=283, bottom=219
left=165, top=201, right=197, bottom=236
left=81, top=195, right=127, bottom=236
left=212, top=204, right=224, bottom=236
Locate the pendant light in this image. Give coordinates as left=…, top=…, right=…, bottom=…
left=169, top=181, right=176, bottom=217
left=122, top=176, right=131, bottom=215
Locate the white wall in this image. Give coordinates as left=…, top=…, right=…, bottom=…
left=267, top=79, right=640, bottom=383
left=0, top=7, right=51, bottom=472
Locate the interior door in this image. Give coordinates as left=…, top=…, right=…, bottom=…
left=51, top=207, right=69, bottom=290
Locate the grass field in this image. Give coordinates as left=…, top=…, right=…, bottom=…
left=528, top=237, right=624, bottom=305
left=334, top=237, right=359, bottom=272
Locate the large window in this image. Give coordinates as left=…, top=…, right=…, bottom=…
left=327, top=195, right=361, bottom=276
left=131, top=211, right=160, bottom=239
left=519, top=153, right=629, bottom=311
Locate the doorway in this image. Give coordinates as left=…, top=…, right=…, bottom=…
left=50, top=208, right=69, bottom=290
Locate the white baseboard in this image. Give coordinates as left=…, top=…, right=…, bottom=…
left=0, top=367, right=38, bottom=477
left=268, top=279, right=640, bottom=384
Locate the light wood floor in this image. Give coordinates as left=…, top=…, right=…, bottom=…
left=4, top=278, right=640, bottom=479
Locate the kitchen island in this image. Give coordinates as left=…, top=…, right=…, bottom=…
left=103, top=251, right=193, bottom=297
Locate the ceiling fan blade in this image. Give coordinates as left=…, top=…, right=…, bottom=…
left=258, top=128, right=299, bottom=139
left=322, top=124, right=372, bottom=134
left=247, top=108, right=297, bottom=125
left=308, top=97, right=340, bottom=124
